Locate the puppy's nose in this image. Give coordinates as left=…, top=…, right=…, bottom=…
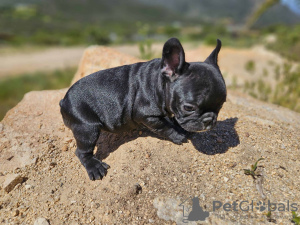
left=202, top=117, right=213, bottom=130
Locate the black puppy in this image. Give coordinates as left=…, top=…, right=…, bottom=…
left=60, top=38, right=226, bottom=181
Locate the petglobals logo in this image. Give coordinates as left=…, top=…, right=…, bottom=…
left=179, top=197, right=209, bottom=223
left=213, top=200, right=298, bottom=212
left=179, top=197, right=299, bottom=223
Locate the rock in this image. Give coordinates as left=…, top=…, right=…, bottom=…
left=12, top=209, right=19, bottom=217
left=2, top=174, right=25, bottom=193
left=34, top=217, right=49, bottom=225
left=127, top=183, right=142, bottom=197
left=71, top=46, right=140, bottom=84
left=25, top=184, right=32, bottom=189
left=62, top=144, right=68, bottom=151
left=134, top=183, right=142, bottom=194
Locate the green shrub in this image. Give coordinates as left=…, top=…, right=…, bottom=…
left=245, top=60, right=256, bottom=73
left=0, top=67, right=76, bottom=120
left=139, top=39, right=154, bottom=60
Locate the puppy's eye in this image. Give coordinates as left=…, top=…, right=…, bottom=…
left=184, top=105, right=195, bottom=112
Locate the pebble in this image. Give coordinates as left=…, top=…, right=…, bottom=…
left=224, top=177, right=229, bottom=182
left=49, top=162, right=57, bottom=167
left=25, top=184, right=32, bottom=189
left=31, top=157, right=38, bottom=165
left=34, top=217, right=49, bottom=225
left=12, top=209, right=19, bottom=217
left=64, top=138, right=73, bottom=144
left=3, top=174, right=25, bottom=193
left=128, top=183, right=142, bottom=197
left=62, top=145, right=68, bottom=151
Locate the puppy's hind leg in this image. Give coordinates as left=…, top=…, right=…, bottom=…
left=71, top=124, right=110, bottom=181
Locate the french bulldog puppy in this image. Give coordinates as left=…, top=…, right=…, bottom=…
left=60, top=38, right=226, bottom=180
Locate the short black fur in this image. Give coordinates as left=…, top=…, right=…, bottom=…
left=60, top=38, right=227, bottom=180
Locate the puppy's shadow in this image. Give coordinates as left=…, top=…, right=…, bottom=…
left=95, top=117, right=240, bottom=160
left=188, top=117, right=240, bottom=155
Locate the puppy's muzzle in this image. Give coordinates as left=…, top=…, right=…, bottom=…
left=202, top=117, right=214, bottom=130
left=198, top=114, right=217, bottom=132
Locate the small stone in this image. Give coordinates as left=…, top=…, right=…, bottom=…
left=0, top=123, right=3, bottom=132
left=149, top=219, right=154, bottom=223
left=31, top=157, right=38, bottom=165
left=64, top=138, right=73, bottom=144
left=173, top=177, right=177, bottom=182
left=62, top=145, right=68, bottom=151
left=12, top=209, right=19, bottom=217
left=128, top=183, right=142, bottom=197
left=228, top=162, right=237, bottom=168
left=59, top=127, right=65, bottom=132
left=139, top=131, right=143, bottom=135
left=3, top=174, right=25, bottom=193
left=145, top=153, right=150, bottom=158
left=224, top=177, right=229, bottom=182
left=34, top=217, right=49, bottom=225
left=125, top=210, right=131, bottom=217
left=25, top=184, right=32, bottom=189
left=134, top=183, right=142, bottom=194
left=49, top=162, right=57, bottom=167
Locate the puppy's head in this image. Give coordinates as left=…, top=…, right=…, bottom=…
left=161, top=38, right=226, bottom=132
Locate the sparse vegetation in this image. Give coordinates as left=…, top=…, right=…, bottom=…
left=245, top=60, right=256, bottom=73
left=292, top=211, right=300, bottom=225
left=0, top=67, right=76, bottom=120
left=243, top=158, right=264, bottom=179
left=264, top=211, right=276, bottom=223
left=272, top=64, right=300, bottom=112
left=264, top=24, right=300, bottom=62
left=139, top=40, right=154, bottom=60
left=242, top=62, right=300, bottom=113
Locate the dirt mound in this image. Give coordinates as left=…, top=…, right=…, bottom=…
left=0, top=47, right=300, bottom=225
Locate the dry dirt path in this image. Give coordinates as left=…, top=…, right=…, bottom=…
left=0, top=46, right=87, bottom=78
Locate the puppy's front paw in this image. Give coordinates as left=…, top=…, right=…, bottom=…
left=84, top=157, right=110, bottom=181
left=169, top=131, right=188, bottom=145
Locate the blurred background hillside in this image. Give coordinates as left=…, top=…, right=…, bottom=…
left=0, top=0, right=300, bottom=119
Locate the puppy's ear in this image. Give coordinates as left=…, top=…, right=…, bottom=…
left=205, top=39, right=221, bottom=66
left=161, top=38, right=185, bottom=82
